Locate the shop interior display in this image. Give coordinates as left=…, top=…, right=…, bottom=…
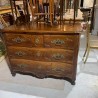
left=9, top=0, right=84, bottom=25
left=0, top=0, right=96, bottom=85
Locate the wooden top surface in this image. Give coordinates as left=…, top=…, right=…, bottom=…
left=2, top=22, right=82, bottom=34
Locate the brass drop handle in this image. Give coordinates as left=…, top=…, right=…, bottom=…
left=17, top=64, right=28, bottom=68
left=35, top=38, right=40, bottom=45
left=15, top=51, right=26, bottom=56
left=52, top=67, right=65, bottom=72
left=51, top=39, right=65, bottom=46
left=12, top=37, right=25, bottom=43
left=52, top=53, right=64, bottom=60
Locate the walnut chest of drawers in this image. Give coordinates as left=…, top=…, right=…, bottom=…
left=2, top=23, right=80, bottom=85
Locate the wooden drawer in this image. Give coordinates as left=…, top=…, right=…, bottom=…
left=10, top=59, right=50, bottom=73
left=4, top=33, right=32, bottom=47
left=10, top=59, right=72, bottom=77
left=8, top=47, right=45, bottom=61
left=8, top=47, right=73, bottom=63
left=4, top=33, right=43, bottom=47
left=44, top=35, right=75, bottom=49
left=47, top=62, right=72, bottom=76
left=8, top=47, right=32, bottom=59
left=44, top=49, right=73, bottom=63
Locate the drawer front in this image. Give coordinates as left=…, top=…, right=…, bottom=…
left=8, top=47, right=73, bottom=63
left=8, top=47, right=32, bottom=59
left=10, top=59, right=50, bottom=73
left=44, top=35, right=75, bottom=49
left=47, top=62, right=72, bottom=76
left=44, top=49, right=73, bottom=63
left=4, top=33, right=32, bottom=47
left=4, top=33, right=43, bottom=47
left=8, top=47, right=45, bottom=61
left=10, top=59, right=72, bottom=77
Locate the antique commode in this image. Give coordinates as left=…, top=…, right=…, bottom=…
left=1, top=0, right=82, bottom=85
left=2, top=23, right=81, bottom=85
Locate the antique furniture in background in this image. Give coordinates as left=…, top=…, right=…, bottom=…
left=9, top=0, right=54, bottom=25
left=80, top=0, right=96, bottom=32
left=9, top=0, right=83, bottom=25
left=9, top=0, right=30, bottom=25
left=81, top=4, right=98, bottom=63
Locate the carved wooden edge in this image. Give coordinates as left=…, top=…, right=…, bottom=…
left=10, top=69, right=75, bottom=85
left=4, top=54, right=76, bottom=85
left=5, top=55, right=76, bottom=85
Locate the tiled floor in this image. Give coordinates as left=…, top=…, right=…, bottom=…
left=0, top=33, right=98, bottom=98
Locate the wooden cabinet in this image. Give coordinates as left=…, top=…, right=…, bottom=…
left=2, top=23, right=80, bottom=85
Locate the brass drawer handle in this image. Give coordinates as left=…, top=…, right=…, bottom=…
left=35, top=38, right=40, bottom=45
left=52, top=53, right=64, bottom=60
left=12, top=37, right=26, bottom=43
left=51, top=39, right=65, bottom=45
left=15, top=51, right=26, bottom=56
left=52, top=67, right=65, bottom=72
left=17, top=64, right=28, bottom=68
left=36, top=52, right=41, bottom=57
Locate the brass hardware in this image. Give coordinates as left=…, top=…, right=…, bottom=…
left=52, top=67, right=65, bottom=72
left=36, top=52, right=41, bottom=57
left=15, top=51, right=26, bottom=56
left=17, top=64, right=28, bottom=68
left=12, top=37, right=25, bottom=43
left=51, top=39, right=65, bottom=45
left=52, top=53, right=64, bottom=60
left=35, top=38, right=40, bottom=44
